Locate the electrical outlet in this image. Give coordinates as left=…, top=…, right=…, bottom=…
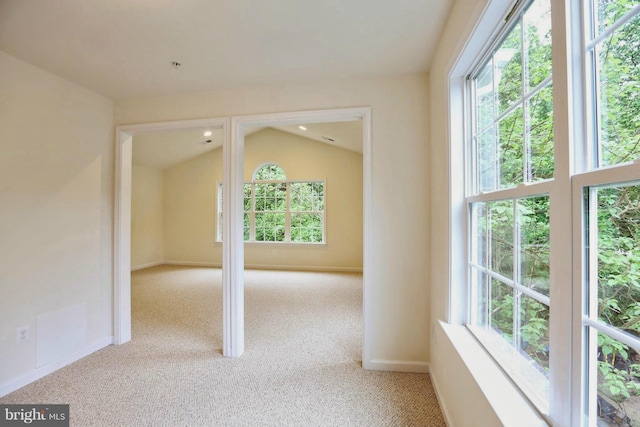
left=16, top=325, right=29, bottom=344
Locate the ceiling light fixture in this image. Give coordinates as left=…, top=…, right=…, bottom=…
left=203, top=131, right=212, bottom=137
left=298, top=126, right=307, bottom=131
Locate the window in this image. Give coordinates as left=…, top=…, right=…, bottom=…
left=462, top=0, right=640, bottom=423
left=217, top=164, right=325, bottom=243
left=467, top=0, right=553, bottom=412
left=580, top=1, right=640, bottom=424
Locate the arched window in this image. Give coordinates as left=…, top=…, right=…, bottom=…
left=253, top=163, right=286, bottom=181
left=218, top=163, right=325, bottom=243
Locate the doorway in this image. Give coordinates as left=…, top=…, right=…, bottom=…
left=114, top=107, right=372, bottom=364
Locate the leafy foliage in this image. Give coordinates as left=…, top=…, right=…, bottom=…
left=474, top=0, right=640, bottom=419
left=240, top=164, right=325, bottom=243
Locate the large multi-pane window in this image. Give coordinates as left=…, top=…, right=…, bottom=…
left=467, top=0, right=553, bottom=412
left=465, top=0, right=640, bottom=423
left=581, top=0, right=640, bottom=424
left=217, top=164, right=325, bottom=243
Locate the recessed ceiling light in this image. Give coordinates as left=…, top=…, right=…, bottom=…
left=298, top=126, right=307, bottom=131
left=203, top=131, right=212, bottom=137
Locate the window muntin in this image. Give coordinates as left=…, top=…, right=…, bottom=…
left=472, top=0, right=553, bottom=193
left=469, top=196, right=551, bottom=378
left=582, top=1, right=640, bottom=424
left=254, top=181, right=287, bottom=242
left=467, top=0, right=553, bottom=412
left=218, top=164, right=325, bottom=244
left=253, top=164, right=286, bottom=181
left=290, top=182, right=325, bottom=243
left=587, top=1, right=640, bottom=169
left=461, top=0, right=640, bottom=422
left=584, top=181, right=640, bottom=425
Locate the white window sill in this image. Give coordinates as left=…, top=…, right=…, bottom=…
left=439, top=321, right=549, bottom=427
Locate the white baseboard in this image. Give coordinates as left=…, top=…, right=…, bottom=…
left=429, top=367, right=454, bottom=427
left=163, top=261, right=362, bottom=273
left=0, top=336, right=113, bottom=398
left=131, top=261, right=164, bottom=271
left=245, top=263, right=363, bottom=273
left=364, top=359, right=430, bottom=373
left=164, top=261, right=221, bottom=268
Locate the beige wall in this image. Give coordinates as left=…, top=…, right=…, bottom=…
left=163, top=142, right=222, bottom=265
left=115, top=73, right=430, bottom=365
left=429, top=0, right=526, bottom=424
left=162, top=127, right=363, bottom=270
left=0, top=51, right=114, bottom=388
left=131, top=164, right=164, bottom=269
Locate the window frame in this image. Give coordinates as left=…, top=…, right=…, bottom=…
left=216, top=164, right=326, bottom=244
left=458, top=0, right=640, bottom=424
left=464, top=0, right=555, bottom=414
left=573, top=1, right=640, bottom=424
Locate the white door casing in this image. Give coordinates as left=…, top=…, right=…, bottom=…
left=113, top=107, right=372, bottom=362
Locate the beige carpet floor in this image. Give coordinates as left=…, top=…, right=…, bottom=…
left=1, top=265, right=446, bottom=426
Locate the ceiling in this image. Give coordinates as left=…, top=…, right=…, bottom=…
left=0, top=0, right=453, bottom=100
left=133, top=121, right=363, bottom=170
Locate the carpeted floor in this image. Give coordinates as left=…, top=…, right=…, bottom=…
left=1, top=265, right=446, bottom=426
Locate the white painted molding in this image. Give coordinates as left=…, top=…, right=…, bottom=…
left=244, top=264, right=362, bottom=273
left=361, top=108, right=373, bottom=372
left=114, top=129, right=132, bottom=345
left=429, top=366, right=455, bottom=427
left=131, top=261, right=164, bottom=271
left=364, top=359, right=430, bottom=373
left=0, top=337, right=113, bottom=398
left=163, top=261, right=222, bottom=268
left=115, top=108, right=372, bottom=366
left=163, top=261, right=362, bottom=273
left=231, top=107, right=373, bottom=364
left=114, top=118, right=229, bottom=350
left=223, top=117, right=244, bottom=358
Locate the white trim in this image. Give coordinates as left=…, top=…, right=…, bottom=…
left=428, top=371, right=454, bottom=427
left=244, top=264, right=363, bottom=273
left=131, top=261, right=164, bottom=271
left=115, top=108, right=372, bottom=366
left=223, top=117, right=244, bottom=357
left=231, top=107, right=373, bottom=369
left=572, top=166, right=640, bottom=424
left=114, top=130, right=132, bottom=345
left=0, top=337, right=112, bottom=398
left=114, top=117, right=229, bottom=348
left=163, top=261, right=222, bottom=268
left=250, top=162, right=286, bottom=181
left=366, top=359, right=429, bottom=373
left=137, top=261, right=363, bottom=273
left=438, top=323, right=548, bottom=426
left=466, top=180, right=553, bottom=203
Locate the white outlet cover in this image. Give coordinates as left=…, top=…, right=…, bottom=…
left=16, top=325, right=29, bottom=343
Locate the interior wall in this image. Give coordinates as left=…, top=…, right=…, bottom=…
left=428, top=0, right=512, bottom=424
left=115, top=73, right=431, bottom=366
left=131, top=164, right=164, bottom=270
left=163, top=141, right=222, bottom=265
left=162, top=127, right=363, bottom=270
left=0, top=51, right=114, bottom=392
left=245, top=128, right=363, bottom=269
